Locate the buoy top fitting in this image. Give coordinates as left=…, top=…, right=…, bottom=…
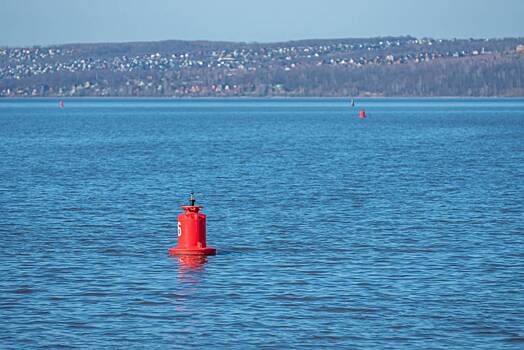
left=182, top=192, right=202, bottom=213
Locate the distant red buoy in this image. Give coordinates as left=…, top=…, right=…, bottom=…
left=169, top=193, right=216, bottom=256
left=59, top=101, right=64, bottom=108
left=359, top=109, right=366, bottom=119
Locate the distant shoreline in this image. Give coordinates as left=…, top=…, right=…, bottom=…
left=1, top=96, right=523, bottom=100
left=3, top=37, right=523, bottom=98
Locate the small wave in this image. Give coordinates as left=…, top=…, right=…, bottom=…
left=218, top=247, right=258, bottom=254
left=163, top=293, right=188, bottom=299
left=62, top=207, right=84, bottom=212
left=79, top=292, right=109, bottom=297
left=316, top=306, right=376, bottom=313
left=310, top=334, right=344, bottom=340
left=99, top=248, right=123, bottom=255
left=13, top=288, right=33, bottom=294
left=506, top=337, right=524, bottom=343
left=41, top=344, right=78, bottom=349
left=67, top=322, right=94, bottom=329
left=269, top=294, right=322, bottom=302
left=138, top=300, right=172, bottom=306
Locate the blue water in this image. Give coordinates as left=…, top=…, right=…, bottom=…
left=1, top=98, right=523, bottom=349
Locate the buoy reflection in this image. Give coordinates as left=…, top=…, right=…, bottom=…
left=177, top=255, right=208, bottom=270
left=176, top=256, right=208, bottom=283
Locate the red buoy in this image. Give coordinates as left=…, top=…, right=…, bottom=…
left=359, top=109, right=366, bottom=119
left=169, top=193, right=216, bottom=256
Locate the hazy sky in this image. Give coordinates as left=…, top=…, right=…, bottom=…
left=2, top=0, right=524, bottom=46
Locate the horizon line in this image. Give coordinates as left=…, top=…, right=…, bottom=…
left=3, top=35, right=524, bottom=49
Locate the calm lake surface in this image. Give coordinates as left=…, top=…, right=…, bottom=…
left=1, top=98, right=523, bottom=349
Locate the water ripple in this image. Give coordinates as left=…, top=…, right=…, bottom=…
left=1, top=99, right=523, bottom=349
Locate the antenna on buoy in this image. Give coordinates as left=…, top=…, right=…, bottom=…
left=189, top=191, right=196, bottom=206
